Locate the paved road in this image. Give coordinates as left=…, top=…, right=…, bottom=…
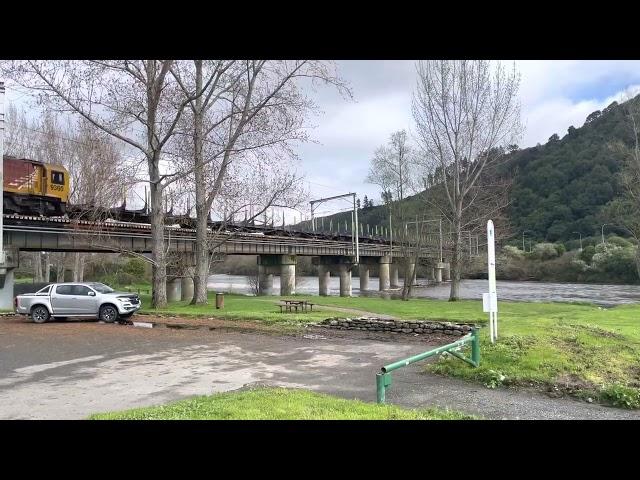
left=1, top=317, right=639, bottom=420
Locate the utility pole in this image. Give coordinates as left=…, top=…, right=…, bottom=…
left=601, top=224, right=607, bottom=245
left=573, top=231, right=583, bottom=251
left=310, top=192, right=359, bottom=263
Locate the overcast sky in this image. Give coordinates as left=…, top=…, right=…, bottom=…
left=297, top=60, right=640, bottom=218
left=6, top=60, right=640, bottom=222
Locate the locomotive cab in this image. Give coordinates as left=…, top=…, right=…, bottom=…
left=2, top=156, right=70, bottom=216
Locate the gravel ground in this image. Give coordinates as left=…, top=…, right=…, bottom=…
left=1, top=315, right=639, bottom=420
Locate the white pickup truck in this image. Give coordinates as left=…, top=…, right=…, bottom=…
left=14, top=282, right=142, bottom=324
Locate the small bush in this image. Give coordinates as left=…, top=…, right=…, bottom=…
left=480, top=370, right=507, bottom=389
left=124, top=258, right=146, bottom=278
left=532, top=243, right=560, bottom=260
left=580, top=245, right=596, bottom=263
left=599, top=384, right=640, bottom=409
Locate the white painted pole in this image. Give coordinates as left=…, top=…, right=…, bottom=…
left=487, top=220, right=498, bottom=342
left=353, top=193, right=359, bottom=263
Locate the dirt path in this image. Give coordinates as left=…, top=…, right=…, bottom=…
left=2, top=316, right=639, bottom=419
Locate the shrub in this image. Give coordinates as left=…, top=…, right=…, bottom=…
left=124, top=258, right=146, bottom=278
left=531, top=243, right=560, bottom=260
left=607, top=235, right=632, bottom=248
left=600, top=384, right=640, bottom=409
left=580, top=245, right=596, bottom=263
left=502, top=245, right=524, bottom=258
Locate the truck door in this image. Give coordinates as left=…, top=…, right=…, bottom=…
left=71, top=285, right=98, bottom=314
left=51, top=285, right=76, bottom=314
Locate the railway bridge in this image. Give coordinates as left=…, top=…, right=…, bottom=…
left=0, top=214, right=456, bottom=308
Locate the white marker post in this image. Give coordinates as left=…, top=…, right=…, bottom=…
left=483, top=220, right=498, bottom=343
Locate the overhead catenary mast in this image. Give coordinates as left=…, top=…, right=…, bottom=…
left=310, top=192, right=359, bottom=264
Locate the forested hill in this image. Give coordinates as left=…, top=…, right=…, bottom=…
left=312, top=95, right=639, bottom=243
left=507, top=95, right=638, bottom=242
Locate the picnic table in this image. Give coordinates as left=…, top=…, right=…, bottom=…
left=278, top=299, right=315, bottom=313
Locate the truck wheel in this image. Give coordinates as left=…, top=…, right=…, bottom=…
left=31, top=306, right=50, bottom=324
left=99, top=305, right=119, bottom=323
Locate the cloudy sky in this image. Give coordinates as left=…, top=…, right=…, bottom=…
left=296, top=60, right=640, bottom=218
left=5, top=60, right=640, bottom=221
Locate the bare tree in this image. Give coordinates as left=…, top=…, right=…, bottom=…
left=171, top=60, right=350, bottom=304
left=1, top=60, right=199, bottom=307
left=606, top=94, right=640, bottom=278
left=412, top=60, right=521, bottom=301
left=366, top=130, right=415, bottom=202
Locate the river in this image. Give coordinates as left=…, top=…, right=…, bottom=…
left=207, top=274, right=640, bottom=307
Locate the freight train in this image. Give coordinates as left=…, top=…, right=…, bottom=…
left=3, top=155, right=70, bottom=216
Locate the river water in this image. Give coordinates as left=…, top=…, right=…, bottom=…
left=207, top=274, right=640, bottom=307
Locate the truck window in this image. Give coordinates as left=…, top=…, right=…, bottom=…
left=72, top=285, right=93, bottom=296
left=51, top=171, right=65, bottom=185
left=56, top=285, right=73, bottom=295
left=36, top=285, right=51, bottom=295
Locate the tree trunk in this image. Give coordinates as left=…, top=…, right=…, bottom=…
left=44, top=253, right=51, bottom=282
left=73, top=252, right=83, bottom=282
left=401, top=260, right=413, bottom=300
left=149, top=175, right=167, bottom=308
left=55, top=253, right=66, bottom=282
left=449, top=216, right=463, bottom=301
left=191, top=61, right=209, bottom=305
left=34, top=252, right=42, bottom=282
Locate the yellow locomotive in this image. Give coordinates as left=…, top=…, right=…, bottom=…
left=3, top=156, right=70, bottom=216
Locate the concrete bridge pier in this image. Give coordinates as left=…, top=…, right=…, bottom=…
left=390, top=264, right=399, bottom=289
left=166, top=276, right=182, bottom=302
left=359, top=264, right=369, bottom=291
left=181, top=275, right=194, bottom=302
left=280, top=256, right=297, bottom=296
left=257, top=254, right=296, bottom=296
left=318, top=265, right=330, bottom=296
left=0, top=247, right=18, bottom=310
left=258, top=265, right=274, bottom=296
left=338, top=265, right=352, bottom=297
left=378, top=255, right=391, bottom=291
left=433, top=262, right=445, bottom=283
left=313, top=256, right=355, bottom=297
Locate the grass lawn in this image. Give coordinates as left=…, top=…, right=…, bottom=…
left=137, top=291, right=348, bottom=325
left=88, top=387, right=477, bottom=420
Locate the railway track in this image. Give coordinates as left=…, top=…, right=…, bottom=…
left=2, top=213, right=450, bottom=255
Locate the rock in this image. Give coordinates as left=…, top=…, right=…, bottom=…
left=329, top=320, right=338, bottom=326
left=401, top=328, right=412, bottom=333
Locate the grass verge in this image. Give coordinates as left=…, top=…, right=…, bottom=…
left=137, top=291, right=347, bottom=325
left=88, top=387, right=477, bottom=420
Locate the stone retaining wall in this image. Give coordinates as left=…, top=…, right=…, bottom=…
left=316, top=317, right=475, bottom=336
